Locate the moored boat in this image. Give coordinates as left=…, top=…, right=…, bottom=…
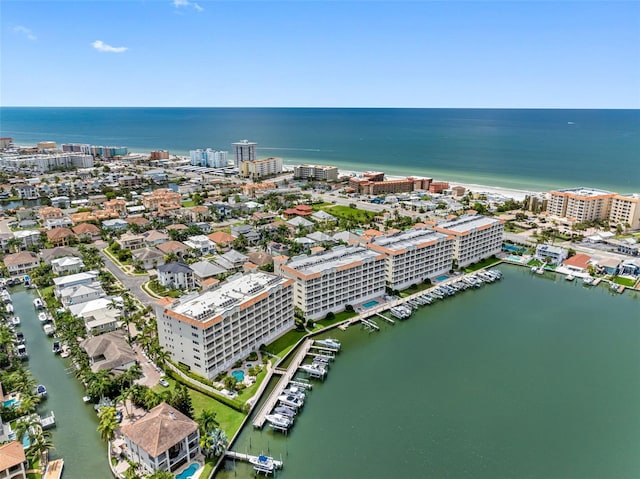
left=264, top=413, right=293, bottom=430
left=52, top=341, right=62, bottom=354
left=11, top=316, right=20, bottom=326
left=38, top=312, right=49, bottom=323
left=33, top=298, right=44, bottom=310
left=277, top=394, right=304, bottom=409
left=36, top=384, right=47, bottom=398
left=250, top=455, right=277, bottom=473
left=314, top=338, right=341, bottom=350
left=5, top=304, right=13, bottom=314
left=43, top=324, right=55, bottom=336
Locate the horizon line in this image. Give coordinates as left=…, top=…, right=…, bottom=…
left=1, top=106, right=639, bottom=111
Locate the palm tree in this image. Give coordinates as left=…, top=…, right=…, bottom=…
left=148, top=471, right=174, bottom=479
left=26, top=428, right=54, bottom=467
left=87, top=369, right=113, bottom=400
left=97, top=406, right=119, bottom=442
left=196, top=409, right=219, bottom=435
left=13, top=416, right=41, bottom=444
left=123, top=460, right=141, bottom=479
left=118, top=387, right=134, bottom=419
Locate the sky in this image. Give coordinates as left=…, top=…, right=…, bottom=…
left=1, top=1, right=639, bottom=108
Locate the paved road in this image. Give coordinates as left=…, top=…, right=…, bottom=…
left=97, top=246, right=157, bottom=307
left=0, top=219, right=12, bottom=235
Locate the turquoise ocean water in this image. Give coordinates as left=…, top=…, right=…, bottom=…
left=0, top=107, right=638, bottom=192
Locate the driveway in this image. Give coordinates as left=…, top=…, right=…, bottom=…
left=97, top=245, right=157, bottom=307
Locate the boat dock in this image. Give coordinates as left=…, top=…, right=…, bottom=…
left=225, top=451, right=283, bottom=469
left=252, top=340, right=312, bottom=429
left=375, top=312, right=395, bottom=324
left=40, top=411, right=56, bottom=429
left=43, top=459, right=64, bottom=479
left=361, top=318, right=380, bottom=331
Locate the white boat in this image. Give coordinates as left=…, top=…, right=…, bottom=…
left=16, top=344, right=28, bottom=359
left=33, top=298, right=44, bottom=310
left=299, top=363, right=327, bottom=378
left=264, top=413, right=293, bottom=429
left=278, top=394, right=304, bottom=409
left=1, top=290, right=11, bottom=303
left=5, top=304, right=13, bottom=314
left=282, top=387, right=306, bottom=400
left=60, top=345, right=70, bottom=358
left=566, top=274, right=575, bottom=281
left=250, top=455, right=277, bottom=473
left=38, top=312, right=49, bottom=323
left=273, top=406, right=296, bottom=418
left=314, top=338, right=341, bottom=350
left=583, top=276, right=595, bottom=286
left=36, top=384, right=47, bottom=398
left=43, top=324, right=55, bottom=336
left=11, top=316, right=20, bottom=326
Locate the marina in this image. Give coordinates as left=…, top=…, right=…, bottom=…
left=217, top=265, right=640, bottom=479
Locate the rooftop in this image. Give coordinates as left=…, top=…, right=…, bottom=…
left=552, top=187, right=615, bottom=197
left=284, top=245, right=383, bottom=276
left=434, top=215, right=502, bottom=234
left=368, top=228, right=450, bottom=254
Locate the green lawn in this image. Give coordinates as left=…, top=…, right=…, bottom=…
left=182, top=200, right=196, bottom=207
left=313, top=310, right=357, bottom=330
left=399, top=282, right=431, bottom=298
left=613, top=277, right=637, bottom=287
left=464, top=257, right=502, bottom=272
left=319, top=205, right=377, bottom=223
left=236, top=367, right=268, bottom=401
left=264, top=329, right=307, bottom=358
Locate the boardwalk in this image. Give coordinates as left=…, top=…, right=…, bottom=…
left=43, top=459, right=64, bottom=479
left=252, top=339, right=312, bottom=429
left=225, top=451, right=283, bottom=469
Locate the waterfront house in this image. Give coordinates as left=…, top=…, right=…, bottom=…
left=3, top=251, right=40, bottom=277
left=38, top=206, right=64, bottom=224
left=58, top=282, right=106, bottom=306
left=12, top=230, right=41, bottom=250
left=102, top=219, right=129, bottom=231
left=80, top=331, right=136, bottom=374
left=0, top=441, right=27, bottom=479
left=51, top=256, right=85, bottom=275
left=121, top=403, right=200, bottom=475
left=534, top=244, right=568, bottom=265
left=69, top=297, right=121, bottom=335
left=157, top=262, right=195, bottom=290
left=562, top=254, right=592, bottom=274
left=132, top=247, right=166, bottom=270
left=40, top=246, right=80, bottom=264
left=53, top=270, right=99, bottom=290
left=595, top=257, right=621, bottom=276
left=620, top=260, right=640, bottom=277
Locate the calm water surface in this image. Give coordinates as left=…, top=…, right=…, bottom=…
left=218, top=265, right=640, bottom=479
left=11, top=287, right=112, bottom=479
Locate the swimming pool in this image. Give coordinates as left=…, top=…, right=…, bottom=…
left=175, top=462, right=200, bottom=479
left=435, top=275, right=448, bottom=282
left=362, top=300, right=379, bottom=308
left=231, top=370, right=245, bottom=382
left=3, top=398, right=18, bottom=408
left=505, top=255, right=523, bottom=263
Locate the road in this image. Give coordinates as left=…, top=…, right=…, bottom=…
left=97, top=244, right=157, bottom=307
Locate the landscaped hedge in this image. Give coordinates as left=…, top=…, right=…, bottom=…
left=165, top=369, right=245, bottom=412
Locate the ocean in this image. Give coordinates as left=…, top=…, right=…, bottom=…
left=0, top=107, right=638, bottom=192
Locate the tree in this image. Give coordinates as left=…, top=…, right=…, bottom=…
left=97, top=406, right=119, bottom=442
left=223, top=376, right=237, bottom=391
left=197, top=409, right=219, bottom=435
left=26, top=428, right=54, bottom=466
left=147, top=471, right=174, bottom=479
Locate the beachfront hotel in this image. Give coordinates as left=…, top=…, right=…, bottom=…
left=189, top=148, right=228, bottom=168
left=0, top=152, right=94, bottom=172
left=609, top=194, right=640, bottom=230
left=366, top=228, right=454, bottom=291
left=239, top=157, right=283, bottom=178
left=155, top=272, right=294, bottom=379
left=232, top=139, right=257, bottom=168
left=431, top=215, right=504, bottom=268
left=547, top=187, right=615, bottom=223
left=275, top=245, right=386, bottom=320
left=293, top=164, right=339, bottom=181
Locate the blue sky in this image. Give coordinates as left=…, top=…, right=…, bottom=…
left=1, top=1, right=639, bottom=108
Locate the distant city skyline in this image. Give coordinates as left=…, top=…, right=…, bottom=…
left=1, top=1, right=639, bottom=108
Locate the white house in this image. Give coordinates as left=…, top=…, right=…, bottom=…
left=534, top=244, right=568, bottom=265
left=51, top=256, right=85, bottom=275
left=157, top=262, right=195, bottom=290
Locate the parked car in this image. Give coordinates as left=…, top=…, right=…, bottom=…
left=159, top=378, right=170, bottom=387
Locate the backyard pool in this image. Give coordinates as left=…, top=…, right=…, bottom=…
left=362, top=300, right=379, bottom=309
left=2, top=398, right=18, bottom=408
left=175, top=462, right=200, bottom=479
left=435, top=275, right=449, bottom=282
left=231, top=370, right=245, bottom=382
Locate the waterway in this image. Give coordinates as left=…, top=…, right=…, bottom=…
left=10, top=287, right=112, bottom=479
left=217, top=265, right=640, bottom=479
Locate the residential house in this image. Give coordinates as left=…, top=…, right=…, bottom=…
left=53, top=270, right=99, bottom=290
left=50, top=196, right=70, bottom=208
left=620, top=261, right=640, bottom=277
left=183, top=235, right=216, bottom=256
left=102, top=219, right=129, bottom=231
left=0, top=234, right=12, bottom=254
left=69, top=297, right=121, bottom=335
left=143, top=230, right=170, bottom=247
left=12, top=230, right=41, bottom=250
left=562, top=254, right=592, bottom=274
left=230, top=225, right=260, bottom=244
left=287, top=216, right=314, bottom=229
left=80, top=331, right=137, bottom=374
left=183, top=206, right=211, bottom=223
left=40, top=246, right=80, bottom=264
left=0, top=441, right=27, bottom=479
left=103, top=199, right=128, bottom=216
left=51, top=256, right=85, bottom=275
left=596, top=257, right=621, bottom=276
left=58, top=282, right=106, bottom=306
left=207, top=231, right=236, bottom=250
left=132, top=248, right=166, bottom=271
left=534, top=244, right=568, bottom=265
left=157, top=262, right=195, bottom=290
left=44, top=217, right=73, bottom=230
left=311, top=210, right=337, bottom=224
left=117, top=233, right=146, bottom=251
left=46, top=228, right=76, bottom=247
left=215, top=250, right=249, bottom=271
left=3, top=251, right=39, bottom=276
left=156, top=241, right=190, bottom=259
left=38, top=206, right=64, bottom=224
left=125, top=217, right=150, bottom=229
left=267, top=242, right=290, bottom=257
left=189, top=260, right=227, bottom=288
left=72, top=223, right=101, bottom=242
left=120, top=403, right=199, bottom=475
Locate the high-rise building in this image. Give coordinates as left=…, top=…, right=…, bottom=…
left=189, top=149, right=228, bottom=168
left=293, top=164, right=339, bottom=181
left=609, top=194, right=640, bottom=230
left=232, top=140, right=257, bottom=168
left=240, top=157, right=283, bottom=178
left=155, top=272, right=294, bottom=379
left=547, top=187, right=615, bottom=223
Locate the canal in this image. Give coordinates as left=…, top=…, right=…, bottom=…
left=217, top=265, right=640, bottom=479
left=11, top=287, right=112, bottom=479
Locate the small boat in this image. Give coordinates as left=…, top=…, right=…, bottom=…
left=16, top=344, right=28, bottom=359
left=282, top=387, right=306, bottom=400
left=33, top=298, right=44, bottom=310
left=15, top=331, right=25, bottom=344
left=38, top=312, right=49, bottom=323
left=583, top=276, right=595, bottom=286
left=60, top=345, right=70, bottom=358
left=277, top=394, right=304, bottom=410
left=52, top=341, right=62, bottom=354
left=250, top=455, right=277, bottom=473
left=566, top=274, right=575, bottom=281
left=11, top=316, right=20, bottom=326
left=264, top=413, right=293, bottom=429
left=36, top=384, right=47, bottom=398
left=5, top=304, right=13, bottom=314
left=314, top=338, right=341, bottom=350
left=273, top=406, right=296, bottom=418
left=1, top=290, right=11, bottom=303
left=43, top=324, right=55, bottom=336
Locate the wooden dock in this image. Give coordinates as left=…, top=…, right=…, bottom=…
left=225, top=451, right=283, bottom=469
left=252, top=340, right=312, bottom=429
left=43, top=459, right=64, bottom=479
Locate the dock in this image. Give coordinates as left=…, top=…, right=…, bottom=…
left=375, top=312, right=395, bottom=324
left=225, top=451, right=283, bottom=469
left=43, top=459, right=64, bottom=479
left=252, top=340, right=312, bottom=429
left=360, top=318, right=380, bottom=331
left=40, top=411, right=56, bottom=429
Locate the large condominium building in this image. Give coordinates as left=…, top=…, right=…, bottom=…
left=155, top=272, right=293, bottom=379
left=609, top=194, right=640, bottom=230
left=232, top=140, right=257, bottom=168
left=90, top=145, right=128, bottom=158
left=366, top=228, right=454, bottom=291
left=240, top=157, right=283, bottom=178
left=62, top=143, right=92, bottom=154
left=189, top=149, right=228, bottom=168
left=141, top=188, right=182, bottom=211
left=0, top=153, right=94, bottom=171
left=547, top=187, right=615, bottom=223
left=431, top=215, right=504, bottom=268
left=275, top=246, right=386, bottom=320
left=293, top=164, right=339, bottom=181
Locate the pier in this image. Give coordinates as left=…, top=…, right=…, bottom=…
left=360, top=318, right=380, bottom=331
left=43, top=459, right=64, bottom=479
left=252, top=340, right=312, bottom=429
left=225, top=451, right=283, bottom=469
left=375, top=312, right=395, bottom=324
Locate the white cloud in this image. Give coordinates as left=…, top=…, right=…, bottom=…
left=13, top=25, right=37, bottom=41
left=91, top=40, right=128, bottom=53
left=173, top=0, right=203, bottom=12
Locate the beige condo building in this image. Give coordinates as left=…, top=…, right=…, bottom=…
left=609, top=194, right=640, bottom=230
left=366, top=228, right=454, bottom=291
left=547, top=187, right=615, bottom=223
left=275, top=246, right=386, bottom=320
left=155, top=272, right=293, bottom=379
left=240, top=157, right=283, bottom=178
left=431, top=215, right=504, bottom=268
